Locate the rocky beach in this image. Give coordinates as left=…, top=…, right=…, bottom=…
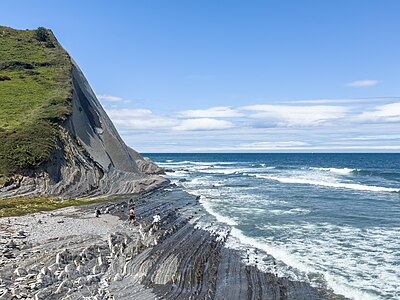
left=0, top=186, right=346, bottom=300
left=0, top=26, right=355, bottom=300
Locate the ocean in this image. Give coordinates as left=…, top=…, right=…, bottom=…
left=146, top=153, right=400, bottom=300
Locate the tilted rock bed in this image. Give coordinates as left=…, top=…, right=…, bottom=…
left=0, top=188, right=346, bottom=300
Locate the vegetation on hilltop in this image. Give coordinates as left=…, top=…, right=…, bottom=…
left=0, top=26, right=72, bottom=180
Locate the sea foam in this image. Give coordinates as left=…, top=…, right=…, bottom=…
left=253, top=174, right=400, bottom=193
left=199, top=196, right=238, bottom=226
left=310, top=167, right=356, bottom=175
left=228, top=228, right=381, bottom=300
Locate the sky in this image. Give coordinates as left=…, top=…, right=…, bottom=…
left=2, top=0, right=400, bottom=152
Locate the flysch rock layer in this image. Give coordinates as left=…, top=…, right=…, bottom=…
left=0, top=188, right=347, bottom=300
left=0, top=60, right=167, bottom=198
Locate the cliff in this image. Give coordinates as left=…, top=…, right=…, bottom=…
left=0, top=26, right=167, bottom=198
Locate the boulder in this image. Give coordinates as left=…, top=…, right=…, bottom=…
left=14, top=267, right=28, bottom=276
left=55, top=279, right=72, bottom=294
left=34, top=288, right=52, bottom=300
left=113, top=273, right=123, bottom=282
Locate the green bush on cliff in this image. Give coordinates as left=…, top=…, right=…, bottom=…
left=0, top=26, right=72, bottom=178
left=35, top=26, right=49, bottom=42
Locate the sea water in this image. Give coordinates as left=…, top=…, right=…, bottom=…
left=146, top=153, right=400, bottom=300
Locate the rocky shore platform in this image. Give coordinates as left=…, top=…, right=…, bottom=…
left=0, top=187, right=346, bottom=300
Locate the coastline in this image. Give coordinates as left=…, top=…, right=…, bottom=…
left=0, top=186, right=346, bottom=299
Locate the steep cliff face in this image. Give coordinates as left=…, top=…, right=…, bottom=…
left=0, top=27, right=167, bottom=198
left=69, top=61, right=140, bottom=174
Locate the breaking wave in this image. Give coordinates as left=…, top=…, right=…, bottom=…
left=252, top=174, right=400, bottom=193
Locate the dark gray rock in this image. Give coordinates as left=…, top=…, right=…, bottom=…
left=14, top=267, right=27, bottom=276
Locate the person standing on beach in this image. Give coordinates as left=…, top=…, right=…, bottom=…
left=152, top=212, right=161, bottom=230
left=128, top=207, right=136, bottom=225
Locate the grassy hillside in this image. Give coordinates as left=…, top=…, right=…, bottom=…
left=0, top=195, right=126, bottom=217
left=0, top=26, right=72, bottom=181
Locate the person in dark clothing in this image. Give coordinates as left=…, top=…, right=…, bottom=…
left=128, top=207, right=136, bottom=225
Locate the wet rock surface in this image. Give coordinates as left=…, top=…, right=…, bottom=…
left=0, top=188, right=347, bottom=300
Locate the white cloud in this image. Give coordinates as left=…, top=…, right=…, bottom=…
left=97, top=94, right=123, bottom=101
left=179, top=141, right=312, bottom=152
left=236, top=141, right=308, bottom=150
left=240, top=105, right=349, bottom=126
left=106, top=108, right=178, bottom=130
left=100, top=97, right=400, bottom=152
left=179, top=106, right=243, bottom=118
left=106, top=109, right=236, bottom=131
left=107, top=108, right=152, bottom=117
left=338, top=135, right=400, bottom=141
left=346, top=80, right=379, bottom=87
left=339, top=145, right=400, bottom=150
left=287, top=99, right=352, bottom=104
left=356, top=102, right=400, bottom=123
left=173, top=118, right=234, bottom=131
left=286, top=98, right=398, bottom=104
left=97, top=94, right=131, bottom=103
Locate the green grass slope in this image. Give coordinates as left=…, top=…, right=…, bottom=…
left=0, top=26, right=72, bottom=182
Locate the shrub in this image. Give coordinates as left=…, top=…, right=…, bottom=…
left=35, top=27, right=49, bottom=42
left=0, top=75, right=11, bottom=81
left=45, top=41, right=55, bottom=48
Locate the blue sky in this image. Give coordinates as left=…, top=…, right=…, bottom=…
left=3, top=0, right=400, bottom=152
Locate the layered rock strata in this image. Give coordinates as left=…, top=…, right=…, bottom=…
left=0, top=188, right=346, bottom=300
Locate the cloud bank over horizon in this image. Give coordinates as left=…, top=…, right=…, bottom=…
left=99, top=95, right=400, bottom=153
